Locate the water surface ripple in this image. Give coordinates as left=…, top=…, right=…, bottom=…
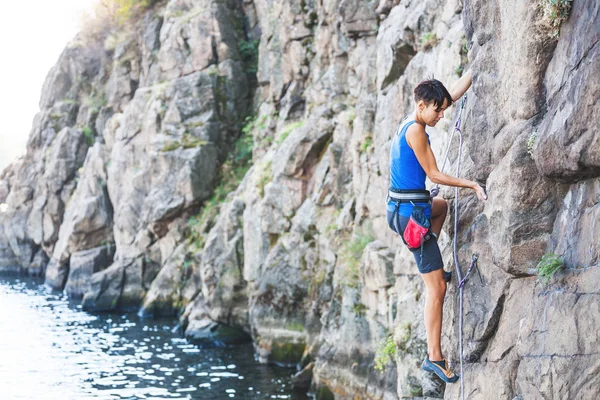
left=0, top=277, right=307, bottom=400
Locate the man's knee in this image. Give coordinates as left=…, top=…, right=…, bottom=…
left=434, top=280, right=447, bottom=298
left=426, top=275, right=447, bottom=299
left=433, top=197, right=448, bottom=213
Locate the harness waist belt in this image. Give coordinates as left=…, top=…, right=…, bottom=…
left=388, top=189, right=430, bottom=203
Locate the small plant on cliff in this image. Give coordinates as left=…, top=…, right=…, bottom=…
left=181, top=133, right=207, bottom=149
left=541, top=0, right=573, bottom=37
left=360, top=134, right=373, bottom=153
left=346, top=107, right=356, bottom=129
left=241, top=116, right=257, bottom=135
left=80, top=1, right=159, bottom=46
left=186, top=132, right=254, bottom=250
left=352, top=302, right=367, bottom=315
left=374, top=335, right=397, bottom=372
left=238, top=38, right=260, bottom=74
left=527, top=131, right=538, bottom=158
left=420, top=32, right=438, bottom=51
left=340, top=225, right=374, bottom=288
left=277, top=120, right=305, bottom=144
left=536, top=253, right=564, bottom=286
left=536, top=253, right=564, bottom=285
left=86, top=91, right=107, bottom=113
left=105, top=0, right=158, bottom=24
left=454, top=65, right=464, bottom=77
left=82, top=126, right=95, bottom=146
left=255, top=160, right=273, bottom=197
left=395, top=322, right=412, bottom=352
left=161, top=140, right=181, bottom=152
left=407, top=375, right=423, bottom=397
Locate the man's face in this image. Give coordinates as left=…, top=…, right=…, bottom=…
left=419, top=98, right=450, bottom=127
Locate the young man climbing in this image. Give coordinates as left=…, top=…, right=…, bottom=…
left=386, top=70, right=487, bottom=383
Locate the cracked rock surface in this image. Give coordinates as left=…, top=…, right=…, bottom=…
left=1, top=0, right=598, bottom=399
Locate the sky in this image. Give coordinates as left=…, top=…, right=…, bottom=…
left=0, top=1, right=97, bottom=173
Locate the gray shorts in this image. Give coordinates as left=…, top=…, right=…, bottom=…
left=387, top=210, right=444, bottom=274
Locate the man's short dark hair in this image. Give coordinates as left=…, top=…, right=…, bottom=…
left=414, top=79, right=453, bottom=111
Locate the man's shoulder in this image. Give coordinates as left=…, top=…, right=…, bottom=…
left=406, top=122, right=426, bottom=137
left=405, top=123, right=429, bottom=150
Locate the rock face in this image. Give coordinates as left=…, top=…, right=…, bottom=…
left=1, top=0, right=599, bottom=399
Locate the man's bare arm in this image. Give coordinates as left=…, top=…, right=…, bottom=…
left=406, top=124, right=487, bottom=200
left=449, top=68, right=472, bottom=102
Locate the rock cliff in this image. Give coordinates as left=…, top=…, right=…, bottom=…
left=1, top=0, right=598, bottom=399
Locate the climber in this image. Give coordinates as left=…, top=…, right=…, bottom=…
left=386, top=69, right=487, bottom=383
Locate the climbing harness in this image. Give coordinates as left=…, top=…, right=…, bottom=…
left=388, top=191, right=434, bottom=270
left=434, top=94, right=482, bottom=400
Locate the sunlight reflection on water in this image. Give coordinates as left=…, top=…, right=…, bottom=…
left=0, top=277, right=307, bottom=400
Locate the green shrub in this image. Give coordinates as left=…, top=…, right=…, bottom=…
left=256, top=160, right=273, bottom=197
left=286, top=321, right=305, bottom=332
left=360, top=134, right=373, bottom=153
left=82, top=126, right=95, bottom=146
left=186, top=132, right=254, bottom=250
left=186, top=120, right=206, bottom=128
left=315, top=386, right=335, bottom=400
left=238, top=38, right=259, bottom=74
left=454, top=65, right=464, bottom=77
left=161, top=141, right=181, bottom=152
left=181, top=133, right=206, bottom=149
left=242, top=115, right=268, bottom=135
left=313, top=270, right=326, bottom=285
left=407, top=376, right=423, bottom=397
left=347, top=107, right=356, bottom=129
left=232, top=133, right=253, bottom=164
left=111, top=0, right=158, bottom=24
left=541, top=0, right=573, bottom=37
left=536, top=253, right=564, bottom=286
left=352, top=302, right=367, bottom=315
left=277, top=120, right=305, bottom=144
left=374, top=336, right=397, bottom=372
left=161, top=134, right=207, bottom=152
left=420, top=32, right=438, bottom=51
left=86, top=91, right=107, bottom=113
left=340, top=226, right=374, bottom=288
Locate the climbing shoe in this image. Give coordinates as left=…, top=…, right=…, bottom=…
left=444, top=270, right=452, bottom=282
left=421, top=357, right=459, bottom=383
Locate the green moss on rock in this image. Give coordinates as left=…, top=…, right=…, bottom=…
left=315, top=385, right=335, bottom=400
left=269, top=340, right=306, bottom=365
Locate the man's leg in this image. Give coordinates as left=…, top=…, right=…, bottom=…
left=430, top=197, right=447, bottom=236
left=421, top=268, right=446, bottom=361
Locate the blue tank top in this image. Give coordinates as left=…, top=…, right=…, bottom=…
left=388, top=119, right=432, bottom=217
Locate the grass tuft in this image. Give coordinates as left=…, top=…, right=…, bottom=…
left=420, top=32, right=438, bottom=51
left=536, top=253, right=564, bottom=286
left=82, top=126, right=95, bottom=146
left=527, top=131, right=537, bottom=158
left=360, top=134, right=373, bottom=153
left=541, top=0, right=573, bottom=37
left=256, top=160, right=273, bottom=197
left=277, top=120, right=305, bottom=144
left=374, top=336, right=397, bottom=372
left=339, top=225, right=374, bottom=288
left=238, top=38, right=259, bottom=74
